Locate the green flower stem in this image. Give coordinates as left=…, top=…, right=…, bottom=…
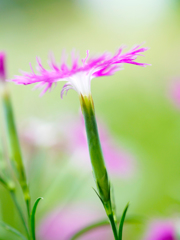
left=104, top=200, right=118, bottom=240
left=80, top=94, right=118, bottom=239
left=80, top=95, right=110, bottom=202
left=109, top=214, right=118, bottom=240
left=1, top=87, right=31, bottom=215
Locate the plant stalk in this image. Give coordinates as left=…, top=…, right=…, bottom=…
left=80, top=95, right=110, bottom=202
left=10, top=190, right=30, bottom=239
left=80, top=94, right=118, bottom=239
left=1, top=87, right=31, bottom=212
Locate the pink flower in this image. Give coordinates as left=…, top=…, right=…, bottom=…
left=0, top=52, right=6, bottom=82
left=20, top=115, right=135, bottom=178
left=68, top=116, right=135, bottom=178
left=144, top=219, right=177, bottom=240
left=21, top=118, right=65, bottom=148
left=12, top=45, right=149, bottom=97
left=169, top=79, right=180, bottom=108
left=37, top=204, right=113, bottom=240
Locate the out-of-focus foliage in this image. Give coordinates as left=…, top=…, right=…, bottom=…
left=1, top=0, right=180, bottom=240
left=0, top=0, right=73, bottom=9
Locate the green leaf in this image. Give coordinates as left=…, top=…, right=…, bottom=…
left=70, top=219, right=109, bottom=240
left=118, top=203, right=129, bottom=240
left=70, top=213, right=141, bottom=240
left=0, top=221, right=27, bottom=240
left=30, top=197, right=43, bottom=240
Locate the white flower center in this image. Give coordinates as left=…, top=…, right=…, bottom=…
left=68, top=71, right=92, bottom=96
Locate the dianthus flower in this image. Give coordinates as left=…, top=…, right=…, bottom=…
left=67, top=115, right=135, bottom=178
left=21, top=116, right=135, bottom=178
left=12, top=45, right=149, bottom=239
left=0, top=52, right=6, bottom=82
left=12, top=45, right=149, bottom=97
left=169, top=79, right=180, bottom=108
left=144, top=219, right=177, bottom=240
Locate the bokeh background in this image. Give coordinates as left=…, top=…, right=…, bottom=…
left=1, top=0, right=180, bottom=239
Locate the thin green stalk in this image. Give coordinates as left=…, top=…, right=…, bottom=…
left=0, top=55, right=32, bottom=240
left=108, top=214, right=118, bottom=240
left=80, top=94, right=118, bottom=239
left=104, top=200, right=118, bottom=240
left=28, top=212, right=32, bottom=240
left=1, top=87, right=31, bottom=212
left=80, top=95, right=110, bottom=202
left=9, top=191, right=30, bottom=240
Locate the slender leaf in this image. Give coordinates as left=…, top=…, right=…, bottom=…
left=70, top=213, right=142, bottom=240
left=70, top=219, right=109, bottom=240
left=0, top=221, right=27, bottom=240
left=31, top=197, right=43, bottom=240
left=118, top=203, right=129, bottom=240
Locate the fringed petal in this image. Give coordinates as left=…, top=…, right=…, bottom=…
left=61, top=82, right=74, bottom=99
left=11, top=44, right=150, bottom=96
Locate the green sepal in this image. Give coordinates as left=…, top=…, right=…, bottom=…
left=96, top=170, right=111, bottom=203
left=110, top=184, right=117, bottom=220
left=30, top=197, right=43, bottom=240
left=0, top=221, right=27, bottom=240
left=92, top=187, right=104, bottom=205
left=118, top=202, right=129, bottom=240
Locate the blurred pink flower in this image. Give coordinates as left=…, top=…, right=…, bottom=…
left=0, top=52, right=6, bottom=81
left=144, top=219, right=177, bottom=240
left=37, top=204, right=113, bottom=240
left=12, top=45, right=149, bottom=97
left=21, top=118, right=66, bottom=149
left=21, top=114, right=135, bottom=178
left=68, top=116, right=135, bottom=178
left=169, top=79, right=180, bottom=108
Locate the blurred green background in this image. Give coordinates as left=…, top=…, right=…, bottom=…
left=1, top=0, right=180, bottom=239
